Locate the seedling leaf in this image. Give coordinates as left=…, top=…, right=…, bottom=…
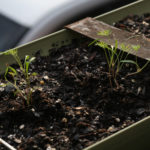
left=98, top=30, right=111, bottom=36
left=120, top=60, right=140, bottom=69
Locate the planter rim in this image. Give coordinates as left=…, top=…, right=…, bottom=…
left=84, top=116, right=150, bottom=150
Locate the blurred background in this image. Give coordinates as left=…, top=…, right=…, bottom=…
left=0, top=0, right=136, bottom=51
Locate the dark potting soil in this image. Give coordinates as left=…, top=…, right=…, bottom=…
left=0, top=40, right=150, bottom=150
left=114, top=13, right=150, bottom=39
left=1, top=14, right=150, bottom=150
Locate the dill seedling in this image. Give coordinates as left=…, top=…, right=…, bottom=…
left=89, top=30, right=149, bottom=89
left=4, top=49, right=36, bottom=106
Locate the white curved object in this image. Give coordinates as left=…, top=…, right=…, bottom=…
left=0, top=0, right=71, bottom=27
left=18, top=0, right=114, bottom=45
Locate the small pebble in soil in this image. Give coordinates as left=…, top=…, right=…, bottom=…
left=137, top=87, right=142, bottom=95
left=0, top=87, right=4, bottom=92
left=131, top=79, right=136, bottom=83
left=121, top=123, right=127, bottom=128
left=40, top=80, right=45, bottom=85
left=65, top=66, right=69, bottom=71
left=137, top=86, right=146, bottom=96
left=8, top=134, right=15, bottom=140
left=31, top=108, right=35, bottom=112
left=14, top=138, right=22, bottom=144
left=115, top=118, right=121, bottom=123
left=75, top=111, right=81, bottom=115
left=43, top=75, right=49, bottom=80
left=19, top=124, right=25, bottom=130
left=46, top=144, right=56, bottom=150
left=33, top=112, right=41, bottom=118
left=84, top=56, right=88, bottom=60
left=39, top=132, right=46, bottom=137
left=142, top=21, right=149, bottom=26
left=57, top=61, right=61, bottom=65
left=37, top=87, right=43, bottom=91
left=33, top=145, right=38, bottom=149
left=61, top=117, right=68, bottom=123
left=121, top=77, right=125, bottom=81
left=136, top=108, right=145, bottom=115
left=56, top=99, right=61, bottom=103
left=107, top=125, right=118, bottom=133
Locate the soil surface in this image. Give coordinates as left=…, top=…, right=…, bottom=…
left=0, top=14, right=150, bottom=150
left=114, top=13, right=150, bottom=38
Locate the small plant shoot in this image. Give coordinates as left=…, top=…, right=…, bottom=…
left=4, top=49, right=36, bottom=106
left=98, top=30, right=111, bottom=36
left=90, top=30, right=149, bottom=89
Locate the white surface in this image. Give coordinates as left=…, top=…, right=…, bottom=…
left=0, top=0, right=71, bottom=27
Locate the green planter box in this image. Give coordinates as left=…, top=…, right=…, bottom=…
left=0, top=0, right=150, bottom=149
